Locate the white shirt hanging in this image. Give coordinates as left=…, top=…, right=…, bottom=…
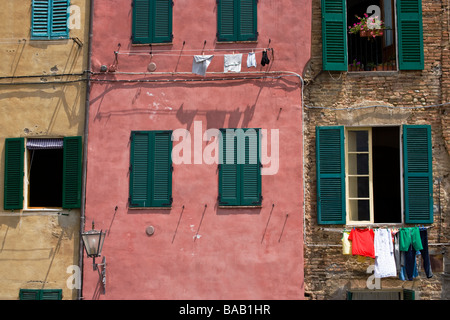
left=224, top=53, right=243, bottom=72
left=374, top=229, right=397, bottom=278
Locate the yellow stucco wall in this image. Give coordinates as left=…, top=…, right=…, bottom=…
left=0, top=0, right=89, bottom=300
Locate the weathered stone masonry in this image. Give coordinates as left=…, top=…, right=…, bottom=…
left=303, top=0, right=450, bottom=299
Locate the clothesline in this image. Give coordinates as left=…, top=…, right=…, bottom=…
left=117, top=47, right=272, bottom=54
left=115, top=48, right=271, bottom=57
left=320, top=225, right=434, bottom=233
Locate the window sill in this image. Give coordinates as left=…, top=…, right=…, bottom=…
left=347, top=70, right=398, bottom=76
left=24, top=208, right=64, bottom=212
left=216, top=41, right=258, bottom=44
left=30, top=37, right=69, bottom=41
left=129, top=207, right=172, bottom=210
left=131, top=42, right=173, bottom=47
left=218, top=205, right=262, bottom=209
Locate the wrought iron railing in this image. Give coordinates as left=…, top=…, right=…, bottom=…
left=347, top=29, right=397, bottom=72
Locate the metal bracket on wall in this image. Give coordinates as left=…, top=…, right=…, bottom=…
left=93, top=256, right=106, bottom=294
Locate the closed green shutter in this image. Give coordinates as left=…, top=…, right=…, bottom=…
left=240, top=129, right=261, bottom=205
left=40, top=289, right=63, bottom=300
left=31, top=0, right=69, bottom=39
left=50, top=0, right=70, bottom=39
left=151, top=131, right=173, bottom=207
left=316, top=126, right=346, bottom=224
left=219, top=129, right=261, bottom=206
left=219, top=129, right=240, bottom=205
left=4, top=138, right=24, bottom=210
left=397, top=0, right=424, bottom=70
left=62, top=136, right=82, bottom=209
left=238, top=0, right=257, bottom=41
left=133, top=0, right=172, bottom=44
left=19, top=289, right=62, bottom=300
left=153, top=0, right=173, bottom=43
left=403, top=125, right=433, bottom=223
left=217, top=0, right=237, bottom=41
left=130, top=132, right=150, bottom=207
left=321, top=0, right=347, bottom=71
left=129, top=131, right=172, bottom=208
left=403, top=289, right=415, bottom=300
left=31, top=0, right=50, bottom=38
left=217, top=0, right=257, bottom=42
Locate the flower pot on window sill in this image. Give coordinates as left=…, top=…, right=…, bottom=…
left=348, top=65, right=363, bottom=72
left=360, top=29, right=384, bottom=37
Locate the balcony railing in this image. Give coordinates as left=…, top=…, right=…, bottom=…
left=347, top=29, right=397, bottom=72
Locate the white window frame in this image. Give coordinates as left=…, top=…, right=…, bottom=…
left=345, top=126, right=404, bottom=226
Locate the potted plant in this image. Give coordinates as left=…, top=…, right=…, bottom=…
left=367, top=62, right=376, bottom=71
left=348, top=59, right=363, bottom=71
left=348, top=14, right=388, bottom=39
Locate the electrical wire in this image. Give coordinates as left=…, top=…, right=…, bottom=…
left=304, top=101, right=450, bottom=111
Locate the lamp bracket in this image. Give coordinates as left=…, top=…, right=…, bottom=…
left=93, top=256, right=106, bottom=294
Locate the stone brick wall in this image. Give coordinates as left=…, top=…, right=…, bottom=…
left=303, top=0, right=450, bottom=300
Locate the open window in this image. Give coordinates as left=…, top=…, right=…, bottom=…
left=321, top=0, right=424, bottom=71
left=316, top=125, right=433, bottom=225
left=345, top=127, right=401, bottom=224
left=347, top=0, right=397, bottom=71
left=4, top=137, right=82, bottom=210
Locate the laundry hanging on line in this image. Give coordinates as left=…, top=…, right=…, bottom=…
left=192, top=55, right=214, bottom=76
left=224, top=53, right=243, bottom=72
left=344, top=226, right=432, bottom=281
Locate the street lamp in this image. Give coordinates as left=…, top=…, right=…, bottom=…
left=81, top=221, right=106, bottom=293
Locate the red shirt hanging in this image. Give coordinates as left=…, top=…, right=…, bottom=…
left=348, top=228, right=375, bottom=258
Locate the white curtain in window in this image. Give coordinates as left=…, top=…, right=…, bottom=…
left=26, top=138, right=64, bottom=150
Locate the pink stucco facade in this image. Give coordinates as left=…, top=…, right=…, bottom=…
left=83, top=0, right=311, bottom=299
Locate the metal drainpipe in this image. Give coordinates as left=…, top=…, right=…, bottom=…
left=77, top=0, right=94, bottom=301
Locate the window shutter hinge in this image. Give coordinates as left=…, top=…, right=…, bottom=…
left=162, top=197, right=173, bottom=206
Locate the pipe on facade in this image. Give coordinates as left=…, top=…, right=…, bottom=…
left=77, top=0, right=94, bottom=301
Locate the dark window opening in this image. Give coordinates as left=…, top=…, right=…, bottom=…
left=29, top=149, right=63, bottom=207
left=373, top=126, right=401, bottom=223
left=347, top=0, right=397, bottom=71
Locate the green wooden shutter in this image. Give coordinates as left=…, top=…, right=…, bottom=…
left=50, top=0, right=70, bottom=39
left=130, top=132, right=151, bottom=207
left=40, top=289, right=63, bottom=300
left=240, top=129, right=261, bottom=205
left=133, top=0, right=172, bottom=44
left=219, top=129, right=240, bottom=205
left=217, top=0, right=236, bottom=41
left=403, top=289, right=415, bottom=300
left=403, top=125, right=433, bottom=223
left=19, top=289, right=62, bottom=300
left=129, top=131, right=172, bottom=208
left=19, top=289, right=40, bottom=300
left=153, top=0, right=173, bottom=43
left=321, top=0, right=347, bottom=71
left=62, top=136, right=82, bottom=209
left=151, top=131, right=173, bottom=207
left=4, top=138, right=24, bottom=210
left=32, top=0, right=69, bottom=39
left=133, top=0, right=152, bottom=43
left=219, top=129, right=261, bottom=206
left=397, top=0, right=424, bottom=70
left=316, top=126, right=346, bottom=224
left=31, top=0, right=50, bottom=38
left=238, top=0, right=257, bottom=41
